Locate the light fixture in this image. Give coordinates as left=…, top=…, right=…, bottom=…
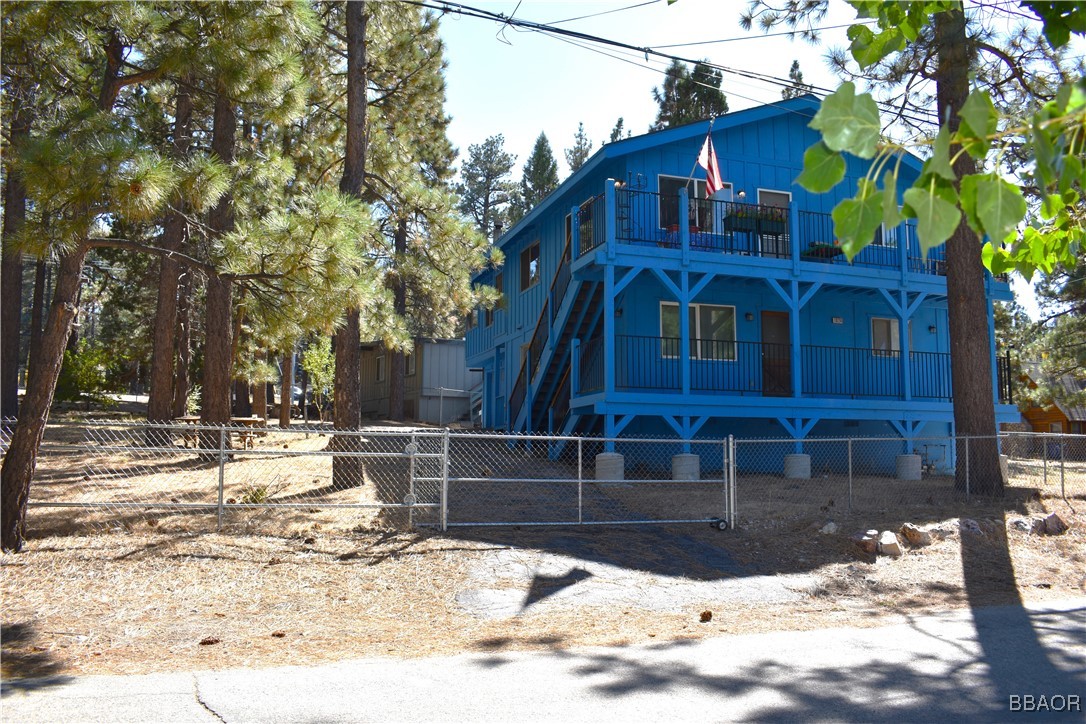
left=928, top=324, right=937, bottom=334
left=737, top=190, right=747, bottom=200
left=832, top=316, right=844, bottom=325
left=745, top=312, right=754, bottom=322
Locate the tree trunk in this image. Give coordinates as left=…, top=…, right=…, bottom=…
left=232, top=378, right=251, bottom=417
left=934, top=9, right=1002, bottom=496
left=388, top=218, right=408, bottom=422
left=199, top=86, right=236, bottom=443
left=331, top=0, right=368, bottom=488
left=252, top=376, right=267, bottom=421
left=1, top=80, right=29, bottom=420
left=279, top=351, right=293, bottom=428
left=147, top=80, right=193, bottom=425
left=26, top=259, right=46, bottom=380
left=2, top=249, right=88, bottom=551
left=1, top=30, right=130, bottom=552
left=171, top=267, right=192, bottom=418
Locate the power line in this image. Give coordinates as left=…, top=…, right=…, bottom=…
left=653, top=22, right=874, bottom=49
left=410, top=0, right=940, bottom=127
left=547, top=0, right=661, bottom=26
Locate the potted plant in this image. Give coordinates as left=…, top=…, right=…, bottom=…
left=758, top=205, right=788, bottom=235
left=802, top=241, right=843, bottom=261
left=723, top=204, right=758, bottom=233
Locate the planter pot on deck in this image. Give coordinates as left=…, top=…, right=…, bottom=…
left=672, top=453, right=700, bottom=481
left=759, top=219, right=786, bottom=236
left=783, top=453, right=810, bottom=480
left=896, top=454, right=922, bottom=481
left=595, top=452, right=624, bottom=482
left=724, top=216, right=757, bottom=233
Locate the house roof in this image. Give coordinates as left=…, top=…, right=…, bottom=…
left=1020, top=361, right=1086, bottom=421
left=493, top=94, right=924, bottom=252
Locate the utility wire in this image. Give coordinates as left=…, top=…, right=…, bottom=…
left=653, top=22, right=873, bottom=48
left=408, top=0, right=941, bottom=125
left=547, top=0, right=661, bottom=26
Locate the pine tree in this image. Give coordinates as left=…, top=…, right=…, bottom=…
left=457, top=134, right=517, bottom=238
left=781, top=59, right=813, bottom=99
left=608, top=117, right=628, bottom=143
left=564, top=122, right=593, bottom=174
left=511, top=132, right=559, bottom=223
left=651, top=59, right=729, bottom=131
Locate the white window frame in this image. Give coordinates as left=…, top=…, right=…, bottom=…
left=375, top=354, right=386, bottom=382
left=406, top=346, right=416, bottom=377
left=659, top=301, right=737, bottom=361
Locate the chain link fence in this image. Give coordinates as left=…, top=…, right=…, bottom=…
left=17, top=420, right=1085, bottom=535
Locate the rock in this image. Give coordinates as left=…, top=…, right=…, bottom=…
left=819, top=521, right=838, bottom=535
left=699, top=610, right=713, bottom=623
left=877, top=531, right=903, bottom=557
left=851, top=530, right=878, bottom=555
left=959, top=518, right=983, bottom=536
left=1009, top=518, right=1032, bottom=533
left=1042, top=513, right=1069, bottom=536
left=899, top=523, right=931, bottom=547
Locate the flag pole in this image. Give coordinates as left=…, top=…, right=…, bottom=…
left=686, top=117, right=716, bottom=195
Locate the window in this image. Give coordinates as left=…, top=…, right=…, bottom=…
left=660, top=302, right=736, bottom=360
left=406, top=347, right=416, bottom=377
left=872, top=317, right=908, bottom=357
left=520, top=243, right=540, bottom=291
left=872, top=318, right=898, bottom=355
left=659, top=175, right=706, bottom=230
left=1050, top=422, right=1063, bottom=434
left=375, top=355, right=386, bottom=382
left=486, top=273, right=503, bottom=327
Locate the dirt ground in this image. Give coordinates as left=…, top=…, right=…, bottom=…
left=3, top=414, right=1084, bottom=680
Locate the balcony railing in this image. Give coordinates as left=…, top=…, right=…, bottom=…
left=599, top=335, right=1014, bottom=404
left=578, top=188, right=1008, bottom=282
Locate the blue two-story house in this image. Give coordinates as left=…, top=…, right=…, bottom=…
left=466, top=96, right=1017, bottom=459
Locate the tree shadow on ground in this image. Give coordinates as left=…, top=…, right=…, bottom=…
left=1, top=621, right=73, bottom=692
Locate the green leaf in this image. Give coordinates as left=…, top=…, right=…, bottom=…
left=847, top=24, right=904, bottom=68
left=958, top=174, right=984, bottom=237
left=1041, top=193, right=1064, bottom=220
left=903, top=183, right=960, bottom=255
left=796, top=141, right=846, bottom=193
left=972, top=174, right=1026, bottom=242
left=922, top=125, right=957, bottom=181
left=881, top=170, right=903, bottom=228
left=810, top=82, right=882, bottom=159
left=832, top=177, right=884, bottom=260
left=957, top=91, right=997, bottom=160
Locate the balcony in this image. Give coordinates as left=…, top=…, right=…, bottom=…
left=577, top=188, right=1008, bottom=281
left=577, top=335, right=1015, bottom=405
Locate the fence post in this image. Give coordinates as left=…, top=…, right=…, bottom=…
left=577, top=437, right=583, bottom=525
left=728, top=435, right=737, bottom=530
left=408, top=431, right=417, bottom=529
left=1060, top=434, right=1066, bottom=500
left=965, top=435, right=971, bottom=500
left=1043, top=432, right=1048, bottom=489
left=847, top=438, right=853, bottom=513
left=217, top=426, right=226, bottom=531
left=440, top=428, right=450, bottom=532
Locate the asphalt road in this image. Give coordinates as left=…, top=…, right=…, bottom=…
left=3, top=599, right=1083, bottom=723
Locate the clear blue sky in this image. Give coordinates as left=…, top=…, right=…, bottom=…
left=437, top=0, right=859, bottom=176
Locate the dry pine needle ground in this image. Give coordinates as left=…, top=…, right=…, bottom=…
left=3, top=495, right=1083, bottom=679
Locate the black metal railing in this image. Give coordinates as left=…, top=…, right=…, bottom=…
left=997, top=351, right=1015, bottom=404
left=802, top=344, right=904, bottom=399
left=579, top=336, right=604, bottom=393
left=606, top=335, right=1012, bottom=404
left=577, top=193, right=606, bottom=257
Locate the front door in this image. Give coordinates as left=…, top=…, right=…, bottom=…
left=761, top=311, right=791, bottom=396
